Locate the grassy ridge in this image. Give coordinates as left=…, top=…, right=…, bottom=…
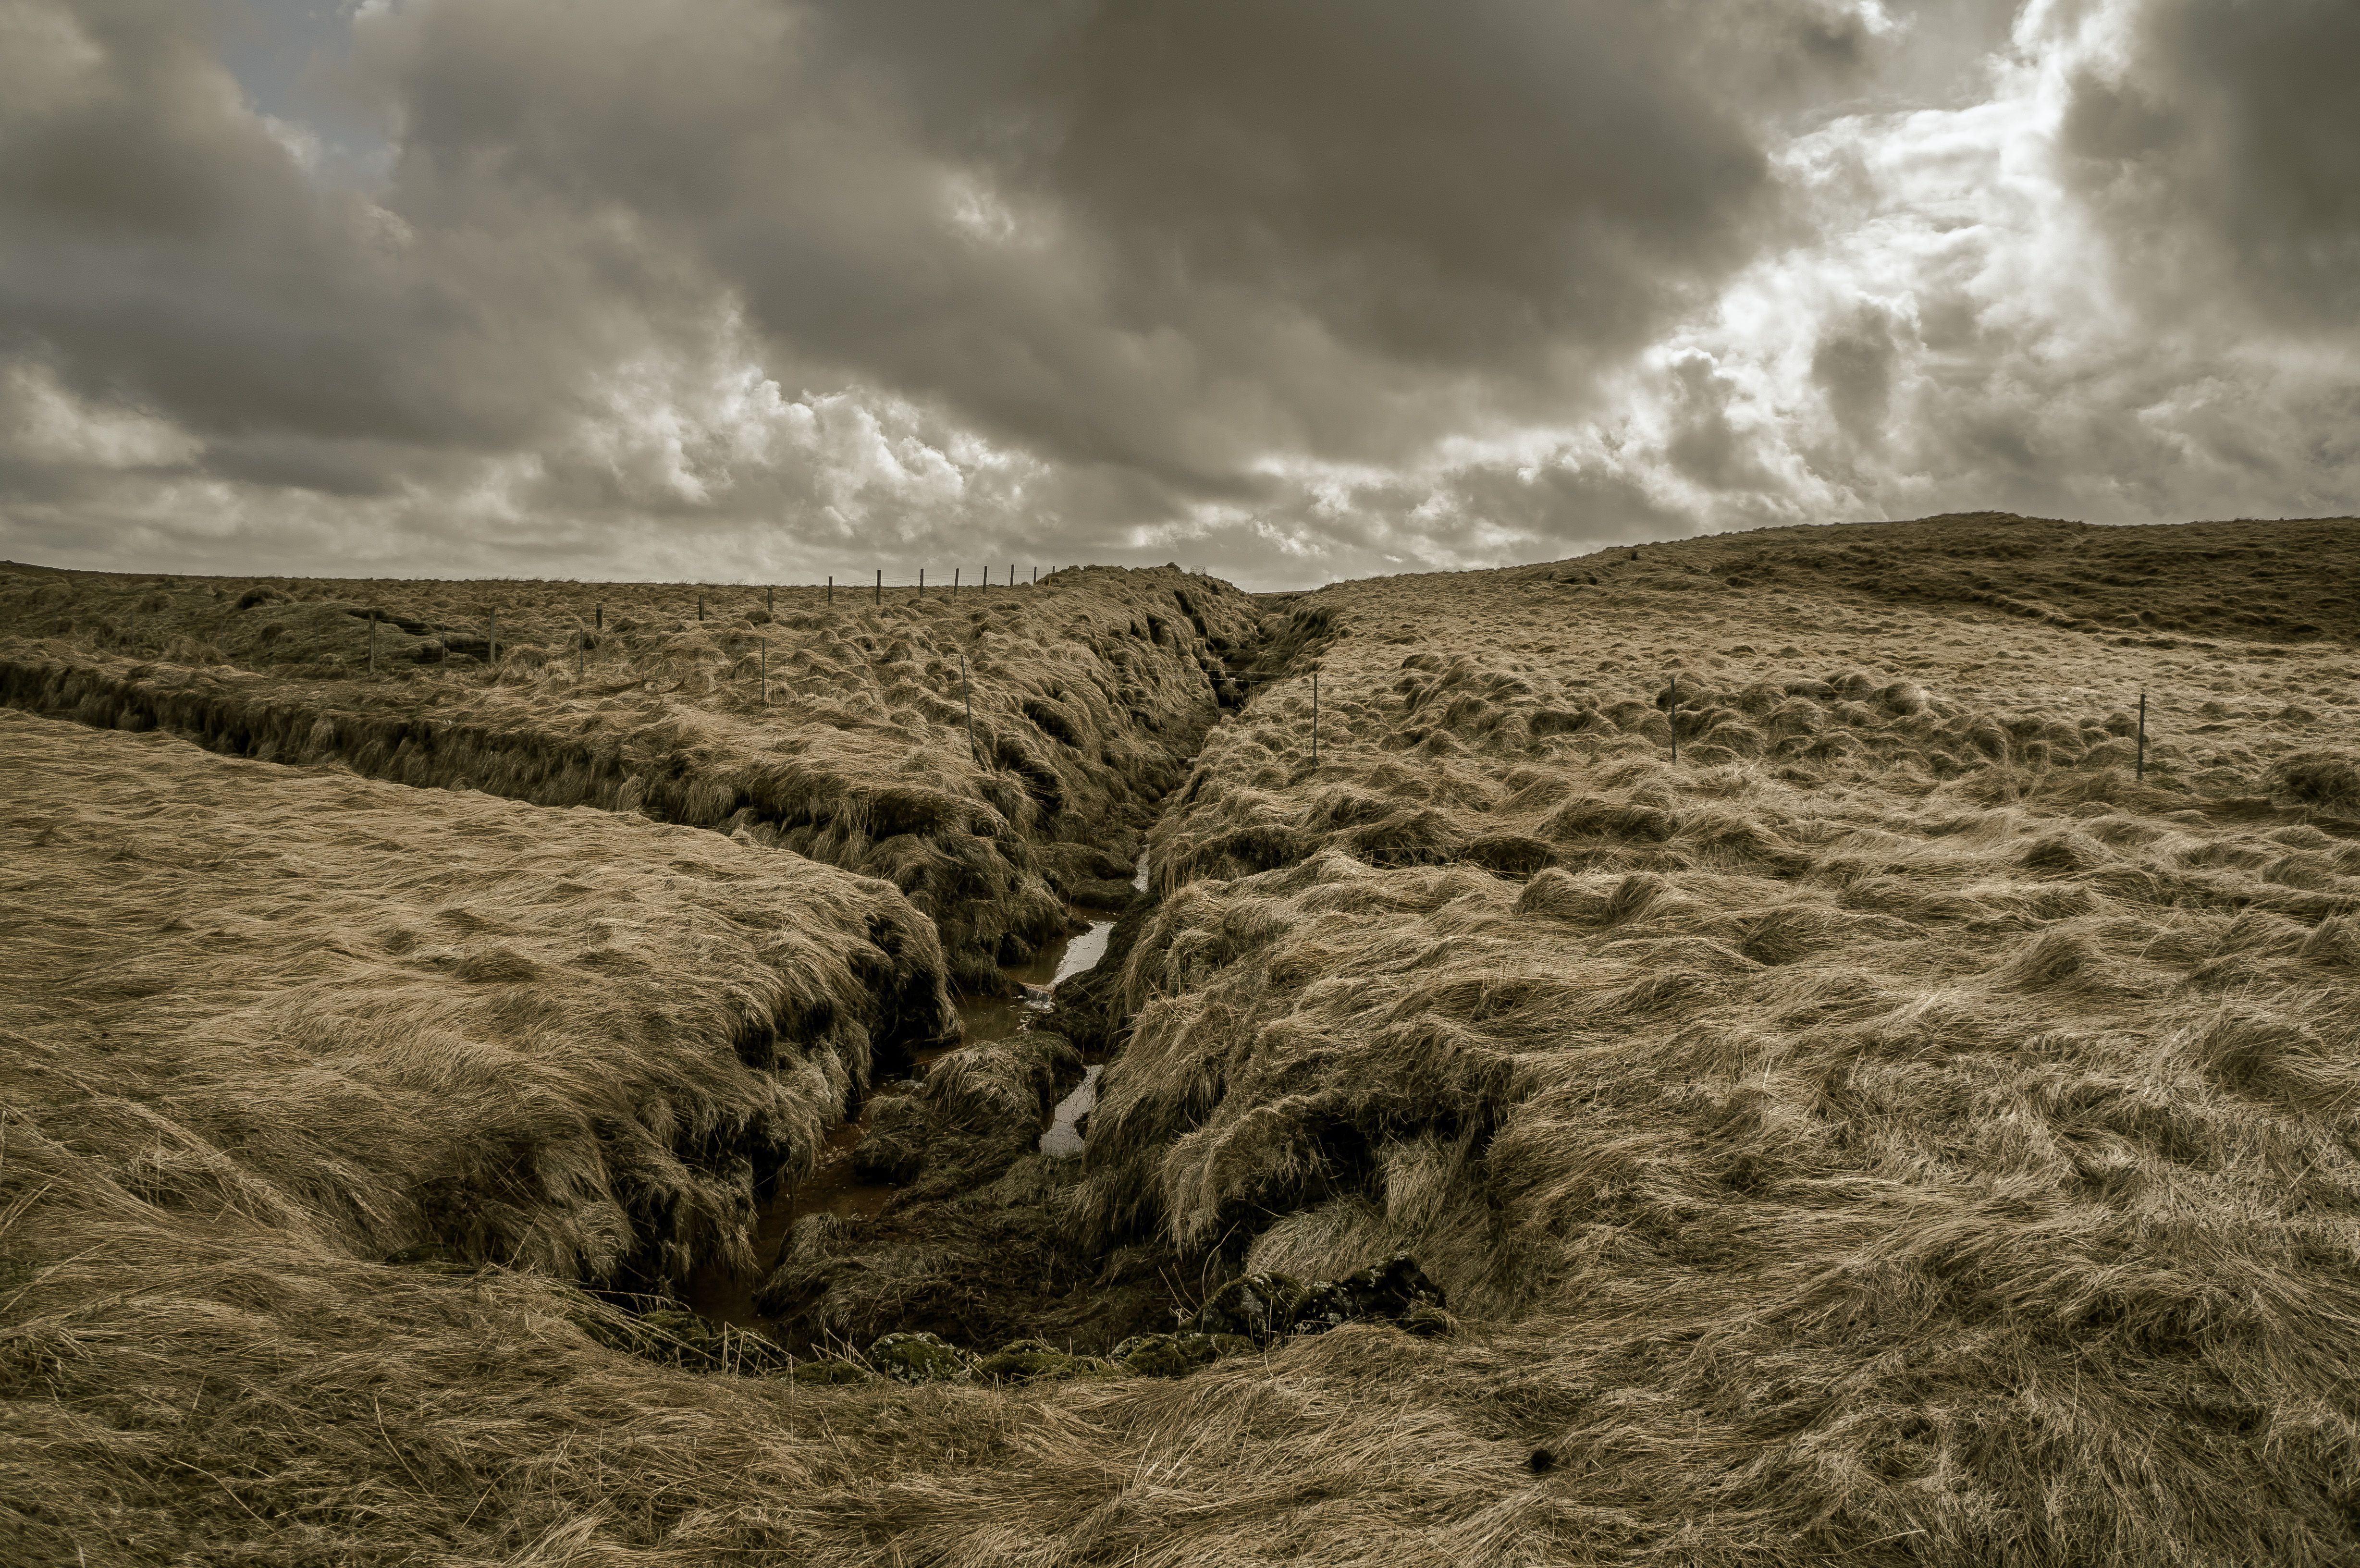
left=0, top=564, right=1261, bottom=981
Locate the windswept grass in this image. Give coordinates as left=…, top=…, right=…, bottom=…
left=0, top=564, right=1260, bottom=980
left=1071, top=514, right=2360, bottom=1559
left=8, top=515, right=2360, bottom=1565
left=0, top=709, right=953, bottom=1288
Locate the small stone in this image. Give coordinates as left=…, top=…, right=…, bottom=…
left=868, top=1331, right=970, bottom=1384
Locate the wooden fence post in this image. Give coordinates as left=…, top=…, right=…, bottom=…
left=874, top=570, right=881, bottom=606
left=596, top=603, right=603, bottom=632
left=827, top=575, right=833, bottom=604
left=698, top=593, right=705, bottom=622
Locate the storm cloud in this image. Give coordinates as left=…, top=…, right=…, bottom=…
left=1, top=0, right=2355, bottom=586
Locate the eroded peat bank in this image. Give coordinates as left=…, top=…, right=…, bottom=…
left=6, top=515, right=2360, bottom=1566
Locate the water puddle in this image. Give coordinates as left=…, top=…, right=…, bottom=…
left=1039, top=1065, right=1101, bottom=1159
left=685, top=910, right=1118, bottom=1329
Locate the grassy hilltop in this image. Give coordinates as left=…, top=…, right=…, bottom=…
left=5, top=516, right=2360, bottom=1565
left=0, top=563, right=1259, bottom=985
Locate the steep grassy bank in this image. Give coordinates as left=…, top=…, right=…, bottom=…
left=0, top=709, right=954, bottom=1290
left=1068, top=514, right=2360, bottom=1559
left=0, top=564, right=1260, bottom=982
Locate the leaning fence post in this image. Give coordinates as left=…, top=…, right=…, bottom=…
left=960, top=651, right=980, bottom=765
left=698, top=593, right=705, bottom=622
left=827, top=575, right=834, bottom=604
left=874, top=570, right=881, bottom=606
left=919, top=567, right=925, bottom=598
left=596, top=602, right=603, bottom=633
left=2137, top=692, right=2147, bottom=782
left=1668, top=671, right=1678, bottom=764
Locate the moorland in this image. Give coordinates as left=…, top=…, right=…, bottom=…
left=5, top=514, right=2359, bottom=1566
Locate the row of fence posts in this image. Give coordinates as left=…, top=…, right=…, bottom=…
left=377, top=569, right=1051, bottom=679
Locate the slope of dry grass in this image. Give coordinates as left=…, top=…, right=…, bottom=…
left=1069, top=514, right=2360, bottom=1558
left=11, top=516, right=2360, bottom=1567
left=0, top=564, right=1260, bottom=981
left=0, top=709, right=954, bottom=1287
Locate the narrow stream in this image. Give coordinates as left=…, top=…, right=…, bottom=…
left=685, top=908, right=1119, bottom=1329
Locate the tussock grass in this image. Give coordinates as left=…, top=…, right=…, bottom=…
left=12, top=516, right=2360, bottom=1564
left=0, top=563, right=1259, bottom=979
left=1071, top=515, right=2360, bottom=1559
left=0, top=708, right=953, bottom=1286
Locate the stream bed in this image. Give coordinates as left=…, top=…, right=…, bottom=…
left=684, top=908, right=1119, bottom=1329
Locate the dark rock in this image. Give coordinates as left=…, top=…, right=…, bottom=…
left=973, top=1338, right=1116, bottom=1383
left=1110, top=1331, right=1225, bottom=1378
left=1192, top=1253, right=1447, bottom=1342
left=1189, top=1271, right=1308, bottom=1345
left=868, top=1330, right=969, bottom=1383
left=1325, top=1251, right=1446, bottom=1324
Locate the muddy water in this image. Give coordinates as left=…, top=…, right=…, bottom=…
left=685, top=911, right=1118, bottom=1329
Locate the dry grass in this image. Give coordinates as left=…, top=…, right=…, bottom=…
left=1071, top=514, right=2360, bottom=1559
left=0, top=708, right=954, bottom=1287
left=10, top=515, right=2360, bottom=1565
left=0, top=563, right=1259, bottom=980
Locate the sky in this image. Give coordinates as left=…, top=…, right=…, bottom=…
left=0, top=0, right=2354, bottom=590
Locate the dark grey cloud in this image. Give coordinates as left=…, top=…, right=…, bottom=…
left=2062, top=0, right=2360, bottom=328
left=2, top=0, right=2357, bottom=588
